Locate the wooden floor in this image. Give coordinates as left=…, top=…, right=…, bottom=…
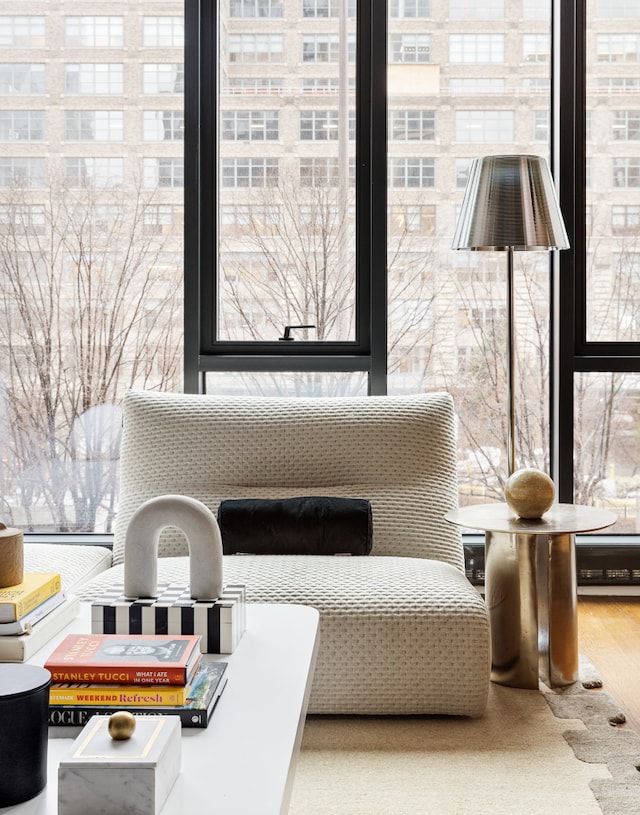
left=578, top=596, right=640, bottom=733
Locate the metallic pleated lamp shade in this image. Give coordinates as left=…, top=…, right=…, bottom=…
left=452, top=155, right=569, bottom=252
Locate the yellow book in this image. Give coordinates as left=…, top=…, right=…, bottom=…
left=49, top=682, right=191, bottom=707
left=0, top=572, right=62, bottom=623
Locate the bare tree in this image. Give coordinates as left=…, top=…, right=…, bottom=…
left=217, top=173, right=443, bottom=395
left=0, top=181, right=182, bottom=531
left=439, top=249, right=637, bottom=513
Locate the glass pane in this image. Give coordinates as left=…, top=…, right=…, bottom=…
left=0, top=7, right=184, bottom=532
left=386, top=0, right=553, bottom=506
left=205, top=371, right=367, bottom=396
left=586, top=9, right=640, bottom=341
left=574, top=372, right=636, bottom=532
left=216, top=3, right=357, bottom=342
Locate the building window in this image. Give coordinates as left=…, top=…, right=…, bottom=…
left=65, top=157, right=124, bottom=188
left=458, top=302, right=507, bottom=330
left=69, top=205, right=121, bottom=232
left=228, top=77, right=284, bottom=93
left=523, top=33, right=550, bottom=62
left=0, top=17, right=45, bottom=48
left=389, top=34, right=432, bottom=63
left=302, top=35, right=356, bottom=62
left=64, top=64, right=124, bottom=94
left=389, top=0, right=431, bottom=18
left=389, top=157, right=435, bottom=187
left=143, top=63, right=184, bottom=94
left=221, top=110, right=279, bottom=141
left=389, top=110, right=435, bottom=140
left=533, top=110, right=549, bottom=140
left=302, top=0, right=356, bottom=17
left=0, top=157, right=46, bottom=188
left=449, top=34, right=504, bottom=63
left=221, top=204, right=280, bottom=235
left=522, top=0, right=550, bottom=18
left=598, top=76, right=640, bottom=92
left=612, top=204, right=640, bottom=234
left=613, top=157, right=640, bottom=186
left=0, top=204, right=45, bottom=234
left=389, top=204, right=436, bottom=235
left=230, top=0, right=284, bottom=17
left=221, top=157, right=279, bottom=187
left=300, top=157, right=336, bottom=186
left=304, top=78, right=335, bottom=93
left=228, top=34, right=284, bottom=62
left=0, top=63, right=45, bottom=93
left=64, top=17, right=124, bottom=48
left=522, top=77, right=550, bottom=92
left=144, top=204, right=182, bottom=235
left=597, top=0, right=640, bottom=17
left=300, top=109, right=355, bottom=140
left=612, top=110, right=640, bottom=139
left=597, top=33, right=640, bottom=61
left=143, top=17, right=184, bottom=47
left=455, top=158, right=472, bottom=188
left=143, top=157, right=184, bottom=188
left=455, top=110, right=514, bottom=141
left=65, top=110, right=123, bottom=141
left=143, top=111, right=184, bottom=140
left=0, top=110, right=45, bottom=140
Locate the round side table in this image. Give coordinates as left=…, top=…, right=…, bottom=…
left=445, top=503, right=616, bottom=690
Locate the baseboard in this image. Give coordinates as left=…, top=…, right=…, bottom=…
left=577, top=585, right=640, bottom=596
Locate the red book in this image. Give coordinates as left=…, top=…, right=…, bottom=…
left=44, top=633, right=201, bottom=685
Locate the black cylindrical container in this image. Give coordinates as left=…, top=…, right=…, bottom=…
left=0, top=664, right=51, bottom=806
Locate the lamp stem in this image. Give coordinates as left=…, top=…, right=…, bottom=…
left=507, top=247, right=515, bottom=478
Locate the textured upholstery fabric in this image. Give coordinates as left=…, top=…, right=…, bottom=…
left=24, top=544, right=112, bottom=592
left=112, top=391, right=464, bottom=569
left=76, top=555, right=490, bottom=717
left=77, top=390, right=490, bottom=716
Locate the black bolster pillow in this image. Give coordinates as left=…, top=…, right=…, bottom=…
left=217, top=497, right=373, bottom=555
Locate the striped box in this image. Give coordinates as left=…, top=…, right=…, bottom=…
left=90, top=584, right=246, bottom=654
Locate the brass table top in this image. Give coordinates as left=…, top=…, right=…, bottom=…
left=445, top=502, right=617, bottom=536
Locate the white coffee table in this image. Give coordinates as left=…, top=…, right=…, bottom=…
left=1, top=602, right=319, bottom=815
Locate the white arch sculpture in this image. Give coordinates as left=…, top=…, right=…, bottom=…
left=124, top=494, right=223, bottom=600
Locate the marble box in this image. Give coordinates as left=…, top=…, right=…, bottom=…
left=58, top=714, right=181, bottom=815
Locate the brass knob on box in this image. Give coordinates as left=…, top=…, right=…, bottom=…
left=108, top=711, right=136, bottom=740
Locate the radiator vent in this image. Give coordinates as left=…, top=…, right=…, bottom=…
left=464, top=542, right=640, bottom=586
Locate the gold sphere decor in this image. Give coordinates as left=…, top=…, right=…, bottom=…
left=504, top=468, right=556, bottom=519
left=108, top=710, right=136, bottom=740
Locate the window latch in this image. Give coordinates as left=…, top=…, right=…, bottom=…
left=279, top=325, right=316, bottom=341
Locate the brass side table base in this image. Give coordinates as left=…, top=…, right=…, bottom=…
left=445, top=503, right=617, bottom=689
left=485, top=529, right=577, bottom=688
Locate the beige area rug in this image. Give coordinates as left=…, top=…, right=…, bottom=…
left=289, top=666, right=640, bottom=815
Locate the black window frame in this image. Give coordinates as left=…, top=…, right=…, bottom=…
left=555, top=0, right=640, bottom=505
left=186, top=0, right=640, bottom=560
left=184, top=0, right=388, bottom=395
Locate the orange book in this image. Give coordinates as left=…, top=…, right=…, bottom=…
left=45, top=633, right=201, bottom=685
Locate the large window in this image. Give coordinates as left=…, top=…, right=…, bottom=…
left=2, top=0, right=640, bottom=559
left=0, top=2, right=183, bottom=533
left=189, top=0, right=640, bottom=548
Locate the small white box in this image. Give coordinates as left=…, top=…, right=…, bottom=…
left=58, top=715, right=181, bottom=815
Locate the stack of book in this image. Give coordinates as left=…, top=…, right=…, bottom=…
left=0, top=572, right=79, bottom=662
left=44, top=632, right=228, bottom=729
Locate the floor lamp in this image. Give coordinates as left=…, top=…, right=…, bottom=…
left=452, top=154, right=569, bottom=479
